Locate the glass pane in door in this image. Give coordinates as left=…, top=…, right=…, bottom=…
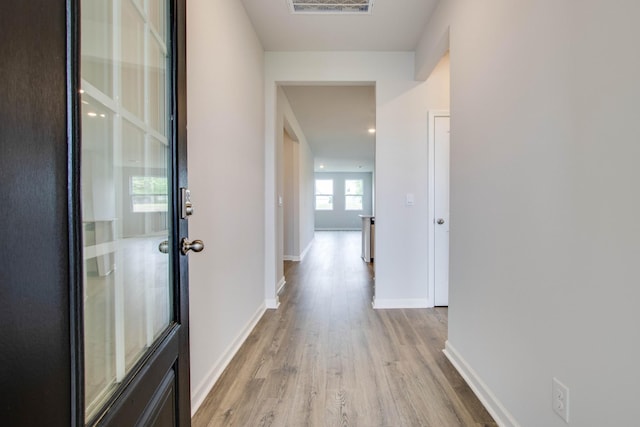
left=80, top=0, right=171, bottom=421
left=81, top=0, right=113, bottom=97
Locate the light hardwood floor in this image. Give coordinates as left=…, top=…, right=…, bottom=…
left=192, top=231, right=496, bottom=427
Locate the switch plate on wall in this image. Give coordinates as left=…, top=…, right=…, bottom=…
left=552, top=377, right=570, bottom=423
left=406, top=193, right=415, bottom=206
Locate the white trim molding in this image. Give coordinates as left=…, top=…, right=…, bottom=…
left=276, top=276, right=286, bottom=295
left=191, top=302, right=267, bottom=416
left=265, top=297, right=280, bottom=309
left=443, top=341, right=521, bottom=427
left=428, top=110, right=450, bottom=308
left=299, top=238, right=313, bottom=261
left=314, top=227, right=360, bottom=231
left=265, top=277, right=285, bottom=309
left=372, top=298, right=430, bottom=309
left=283, top=238, right=314, bottom=262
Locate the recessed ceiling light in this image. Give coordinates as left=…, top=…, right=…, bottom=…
left=288, top=0, right=374, bottom=14
left=368, top=128, right=376, bottom=134
left=87, top=112, right=97, bottom=117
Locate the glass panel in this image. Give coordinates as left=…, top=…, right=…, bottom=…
left=345, top=195, right=363, bottom=211
left=81, top=0, right=114, bottom=96
left=316, top=195, right=334, bottom=211
left=81, top=0, right=171, bottom=422
left=82, top=96, right=116, bottom=415
left=148, top=0, right=167, bottom=40
left=345, top=180, right=364, bottom=210
left=345, top=179, right=363, bottom=195
left=315, top=179, right=333, bottom=195
left=148, top=36, right=167, bottom=135
left=121, top=0, right=145, bottom=120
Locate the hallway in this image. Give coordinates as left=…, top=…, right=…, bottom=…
left=192, top=231, right=496, bottom=426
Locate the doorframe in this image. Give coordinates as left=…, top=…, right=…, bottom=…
left=428, top=110, right=450, bottom=307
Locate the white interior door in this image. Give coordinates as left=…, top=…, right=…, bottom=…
left=434, top=115, right=450, bottom=306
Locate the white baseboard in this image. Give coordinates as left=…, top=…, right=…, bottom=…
left=265, top=298, right=279, bottom=309
left=299, top=238, right=313, bottom=261
left=314, top=228, right=360, bottom=231
left=443, top=341, right=520, bottom=427
left=372, top=298, right=430, bottom=309
left=265, top=277, right=285, bottom=309
left=191, top=302, right=267, bottom=416
left=283, top=239, right=314, bottom=262
left=276, top=276, right=286, bottom=294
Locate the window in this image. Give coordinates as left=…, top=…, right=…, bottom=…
left=345, top=179, right=364, bottom=211
left=315, top=179, right=333, bottom=210
left=130, top=176, right=168, bottom=212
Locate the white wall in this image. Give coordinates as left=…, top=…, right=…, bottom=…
left=283, top=127, right=315, bottom=261
left=265, top=52, right=449, bottom=309
left=283, top=129, right=297, bottom=258
left=416, top=1, right=640, bottom=426
left=268, top=87, right=316, bottom=299
left=298, top=129, right=315, bottom=259
left=186, top=0, right=265, bottom=414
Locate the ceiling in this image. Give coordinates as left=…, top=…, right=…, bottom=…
left=241, top=0, right=439, bottom=172
left=283, top=85, right=376, bottom=172
left=240, top=0, right=439, bottom=51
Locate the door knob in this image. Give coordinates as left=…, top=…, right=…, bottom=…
left=437, top=218, right=445, bottom=225
left=158, top=240, right=169, bottom=254
left=181, top=238, right=204, bottom=255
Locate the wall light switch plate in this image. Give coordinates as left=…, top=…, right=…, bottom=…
left=406, top=193, right=415, bottom=206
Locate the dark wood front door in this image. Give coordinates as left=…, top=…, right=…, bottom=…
left=0, top=1, right=191, bottom=425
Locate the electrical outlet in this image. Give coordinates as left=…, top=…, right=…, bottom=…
left=552, top=377, right=570, bottom=423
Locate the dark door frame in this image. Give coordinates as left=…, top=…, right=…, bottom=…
left=0, top=0, right=190, bottom=425
left=1, top=1, right=73, bottom=424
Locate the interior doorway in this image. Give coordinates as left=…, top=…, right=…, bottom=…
left=277, top=84, right=376, bottom=299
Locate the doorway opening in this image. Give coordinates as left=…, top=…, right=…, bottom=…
left=277, top=84, right=376, bottom=301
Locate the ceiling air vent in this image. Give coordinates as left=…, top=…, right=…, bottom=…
left=288, top=0, right=375, bottom=14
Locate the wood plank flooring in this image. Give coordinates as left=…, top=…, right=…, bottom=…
left=192, top=231, right=496, bottom=427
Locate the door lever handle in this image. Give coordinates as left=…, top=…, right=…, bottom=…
left=181, top=238, right=204, bottom=255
